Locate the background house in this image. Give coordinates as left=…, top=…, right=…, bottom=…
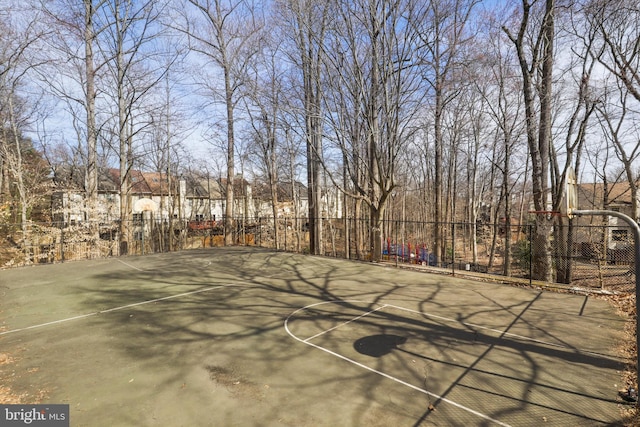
left=51, top=168, right=319, bottom=225
left=252, top=181, right=309, bottom=218
left=182, top=174, right=225, bottom=222
left=574, top=181, right=639, bottom=252
left=52, top=168, right=178, bottom=224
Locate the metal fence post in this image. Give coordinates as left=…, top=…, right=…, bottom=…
left=60, top=223, right=65, bottom=262
left=529, top=224, right=532, bottom=286
left=452, top=222, right=456, bottom=276
left=574, top=209, right=640, bottom=404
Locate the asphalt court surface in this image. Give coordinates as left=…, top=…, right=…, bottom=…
left=0, top=247, right=630, bottom=426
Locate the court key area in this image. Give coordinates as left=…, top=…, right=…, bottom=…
left=0, top=247, right=629, bottom=426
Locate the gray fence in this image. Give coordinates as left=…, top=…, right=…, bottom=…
left=0, top=218, right=635, bottom=292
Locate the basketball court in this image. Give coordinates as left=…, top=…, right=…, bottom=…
left=0, top=247, right=629, bottom=426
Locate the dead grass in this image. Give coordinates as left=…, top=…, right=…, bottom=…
left=0, top=342, right=25, bottom=404
left=0, top=322, right=47, bottom=405
left=0, top=352, right=47, bottom=404
left=599, top=292, right=640, bottom=426
left=206, top=365, right=266, bottom=401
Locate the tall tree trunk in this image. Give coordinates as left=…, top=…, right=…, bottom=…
left=293, top=1, right=326, bottom=256
left=184, top=0, right=259, bottom=246
left=84, top=0, right=99, bottom=257
left=368, top=8, right=381, bottom=261
left=503, top=145, right=512, bottom=276
left=224, top=65, right=235, bottom=245
left=7, top=96, right=30, bottom=264
left=354, top=198, right=363, bottom=259
left=116, top=5, right=130, bottom=256
left=532, top=0, right=555, bottom=282
left=505, top=0, right=555, bottom=282
left=343, top=155, right=350, bottom=259
left=434, top=75, right=444, bottom=265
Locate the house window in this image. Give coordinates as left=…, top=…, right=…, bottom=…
left=195, top=214, right=204, bottom=221
left=612, top=229, right=628, bottom=242
left=134, top=231, right=143, bottom=241
left=133, top=213, right=143, bottom=224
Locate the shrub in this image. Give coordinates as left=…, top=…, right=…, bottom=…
left=513, top=239, right=531, bottom=271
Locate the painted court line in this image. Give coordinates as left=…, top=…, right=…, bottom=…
left=303, top=303, right=388, bottom=342
left=0, top=284, right=230, bottom=336
left=284, top=300, right=513, bottom=427
left=117, top=259, right=144, bottom=271
left=384, top=304, right=622, bottom=362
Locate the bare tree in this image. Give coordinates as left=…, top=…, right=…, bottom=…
left=144, top=61, right=190, bottom=252
left=414, top=0, right=481, bottom=265
left=549, top=6, right=600, bottom=283
left=504, top=0, right=556, bottom=281
left=587, top=0, right=640, bottom=103
left=322, top=0, right=368, bottom=257
left=39, top=0, right=106, bottom=255
left=176, top=0, right=260, bottom=245
left=586, top=0, right=640, bottom=220
left=83, top=0, right=103, bottom=254
left=321, top=0, right=426, bottom=261
left=243, top=25, right=287, bottom=248
left=273, top=0, right=331, bottom=255
left=97, top=0, right=166, bottom=254
left=474, top=16, right=527, bottom=276
left=0, top=7, right=48, bottom=262
left=595, top=79, right=640, bottom=219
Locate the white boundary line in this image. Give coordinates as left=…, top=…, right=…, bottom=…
left=117, top=259, right=144, bottom=271
left=384, top=304, right=622, bottom=362
left=0, top=285, right=229, bottom=336
left=303, top=304, right=389, bottom=342
left=1, top=248, right=310, bottom=338
left=284, top=300, right=513, bottom=427
left=116, top=257, right=212, bottom=271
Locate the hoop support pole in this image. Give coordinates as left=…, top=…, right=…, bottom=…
left=573, top=209, right=640, bottom=405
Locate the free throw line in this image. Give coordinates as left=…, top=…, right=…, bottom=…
left=284, top=300, right=513, bottom=427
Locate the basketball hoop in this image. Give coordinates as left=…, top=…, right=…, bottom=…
left=133, top=198, right=158, bottom=213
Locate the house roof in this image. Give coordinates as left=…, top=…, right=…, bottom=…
left=252, top=181, right=308, bottom=202
left=53, top=166, right=309, bottom=202
left=104, top=169, right=175, bottom=194
left=184, top=174, right=223, bottom=199
left=218, top=176, right=252, bottom=197
left=578, top=181, right=638, bottom=208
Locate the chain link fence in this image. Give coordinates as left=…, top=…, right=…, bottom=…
left=0, top=217, right=635, bottom=291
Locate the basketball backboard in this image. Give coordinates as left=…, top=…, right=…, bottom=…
left=566, top=167, right=578, bottom=218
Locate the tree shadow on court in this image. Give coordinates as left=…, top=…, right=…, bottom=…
left=274, top=253, right=626, bottom=425
left=349, top=323, right=623, bottom=426
left=354, top=334, right=407, bottom=357
left=71, top=247, right=626, bottom=426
